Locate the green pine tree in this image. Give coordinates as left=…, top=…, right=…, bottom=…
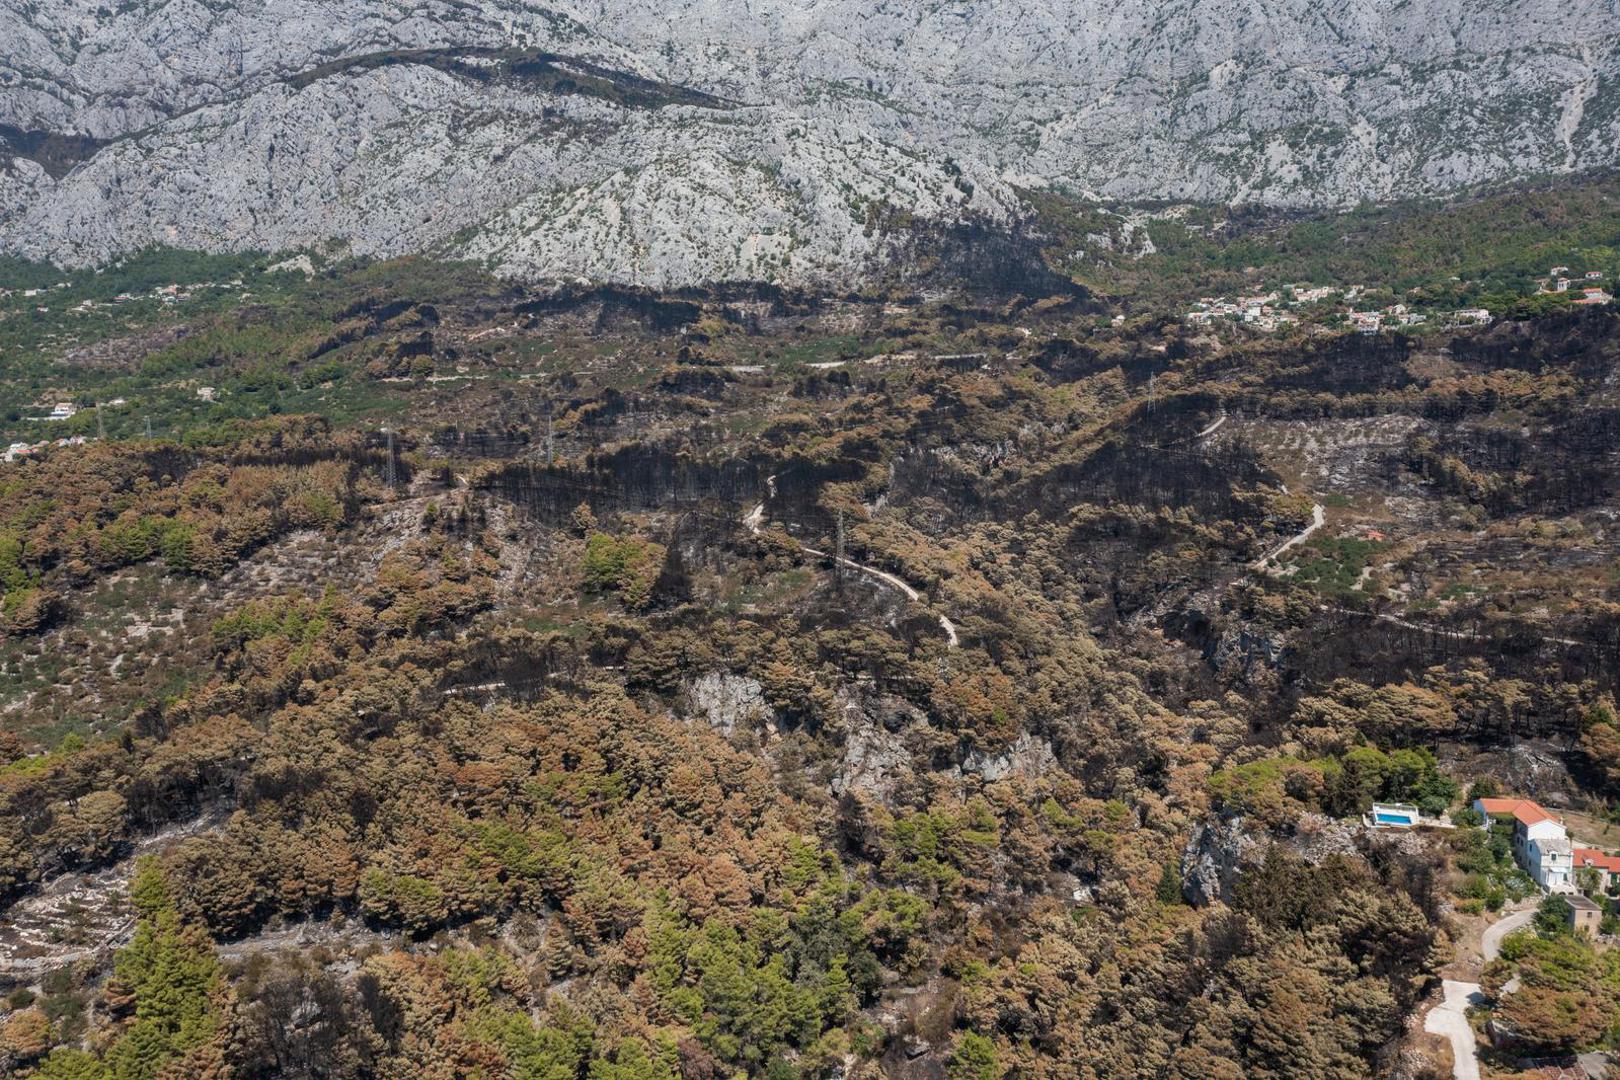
left=1156, top=861, right=1183, bottom=905
left=99, top=860, right=224, bottom=1080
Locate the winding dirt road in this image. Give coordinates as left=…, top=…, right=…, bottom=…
left=746, top=477, right=959, bottom=649
left=1254, top=501, right=1326, bottom=570
left=1196, top=411, right=1228, bottom=439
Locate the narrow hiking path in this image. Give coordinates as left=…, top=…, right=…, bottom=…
left=746, top=477, right=959, bottom=649
left=1196, top=411, right=1227, bottom=439
left=1323, top=605, right=1592, bottom=651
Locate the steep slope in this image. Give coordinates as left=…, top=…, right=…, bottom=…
left=1, top=0, right=1617, bottom=284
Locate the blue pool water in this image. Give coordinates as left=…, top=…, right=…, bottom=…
left=1375, top=812, right=1415, bottom=825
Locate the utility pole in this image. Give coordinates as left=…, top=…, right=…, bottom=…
left=1148, top=372, right=1156, bottom=413
left=834, top=510, right=845, bottom=590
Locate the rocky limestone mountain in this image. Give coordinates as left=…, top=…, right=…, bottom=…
left=2, top=0, right=1618, bottom=286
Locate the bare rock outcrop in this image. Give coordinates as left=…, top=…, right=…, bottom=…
left=684, top=671, right=775, bottom=738
left=3, top=0, right=1617, bottom=284
left=1180, top=814, right=1260, bottom=907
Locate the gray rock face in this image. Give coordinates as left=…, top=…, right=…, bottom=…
left=831, top=689, right=930, bottom=803
left=3, top=0, right=1618, bottom=284
left=1180, top=814, right=1259, bottom=907
left=684, top=671, right=774, bottom=737
left=961, top=732, right=1057, bottom=783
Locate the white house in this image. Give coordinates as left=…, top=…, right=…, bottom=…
left=1473, top=798, right=1574, bottom=892
left=1530, top=836, right=1573, bottom=892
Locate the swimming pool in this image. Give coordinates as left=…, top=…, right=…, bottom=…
left=1374, top=811, right=1416, bottom=825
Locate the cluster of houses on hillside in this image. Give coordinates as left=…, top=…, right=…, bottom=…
left=1184, top=283, right=1497, bottom=334
left=1184, top=282, right=1375, bottom=330
left=3, top=277, right=247, bottom=317
left=0, top=282, right=72, bottom=301
left=1539, top=266, right=1613, bottom=307
left=1370, top=793, right=1620, bottom=902
left=1346, top=303, right=1431, bottom=333
left=71, top=283, right=200, bottom=313
left=5, top=435, right=92, bottom=462
left=1184, top=290, right=1302, bottom=331
left=1185, top=261, right=1615, bottom=334
left=1472, top=797, right=1620, bottom=895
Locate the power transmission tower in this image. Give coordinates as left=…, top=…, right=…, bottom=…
left=834, top=510, right=846, bottom=590
left=144, top=416, right=153, bottom=440
left=545, top=404, right=555, bottom=467
left=95, top=401, right=106, bottom=439
left=383, top=427, right=397, bottom=490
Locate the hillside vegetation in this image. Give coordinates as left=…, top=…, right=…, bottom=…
left=1, top=181, right=1619, bottom=1078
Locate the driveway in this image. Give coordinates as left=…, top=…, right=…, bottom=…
left=1423, top=905, right=1539, bottom=1080
left=1254, top=501, right=1326, bottom=570
left=1424, top=979, right=1486, bottom=1080
left=1482, top=908, right=1536, bottom=963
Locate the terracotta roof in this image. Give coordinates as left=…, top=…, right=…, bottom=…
left=1513, top=803, right=1557, bottom=826
left=1574, top=847, right=1620, bottom=873
left=1474, top=797, right=1561, bottom=827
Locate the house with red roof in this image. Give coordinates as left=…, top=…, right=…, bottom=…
left=1572, top=847, right=1620, bottom=894
left=1472, top=797, right=1574, bottom=892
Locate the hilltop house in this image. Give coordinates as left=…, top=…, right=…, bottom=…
left=1472, top=798, right=1574, bottom=892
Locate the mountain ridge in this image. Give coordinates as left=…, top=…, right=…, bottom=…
left=2, top=0, right=1617, bottom=285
